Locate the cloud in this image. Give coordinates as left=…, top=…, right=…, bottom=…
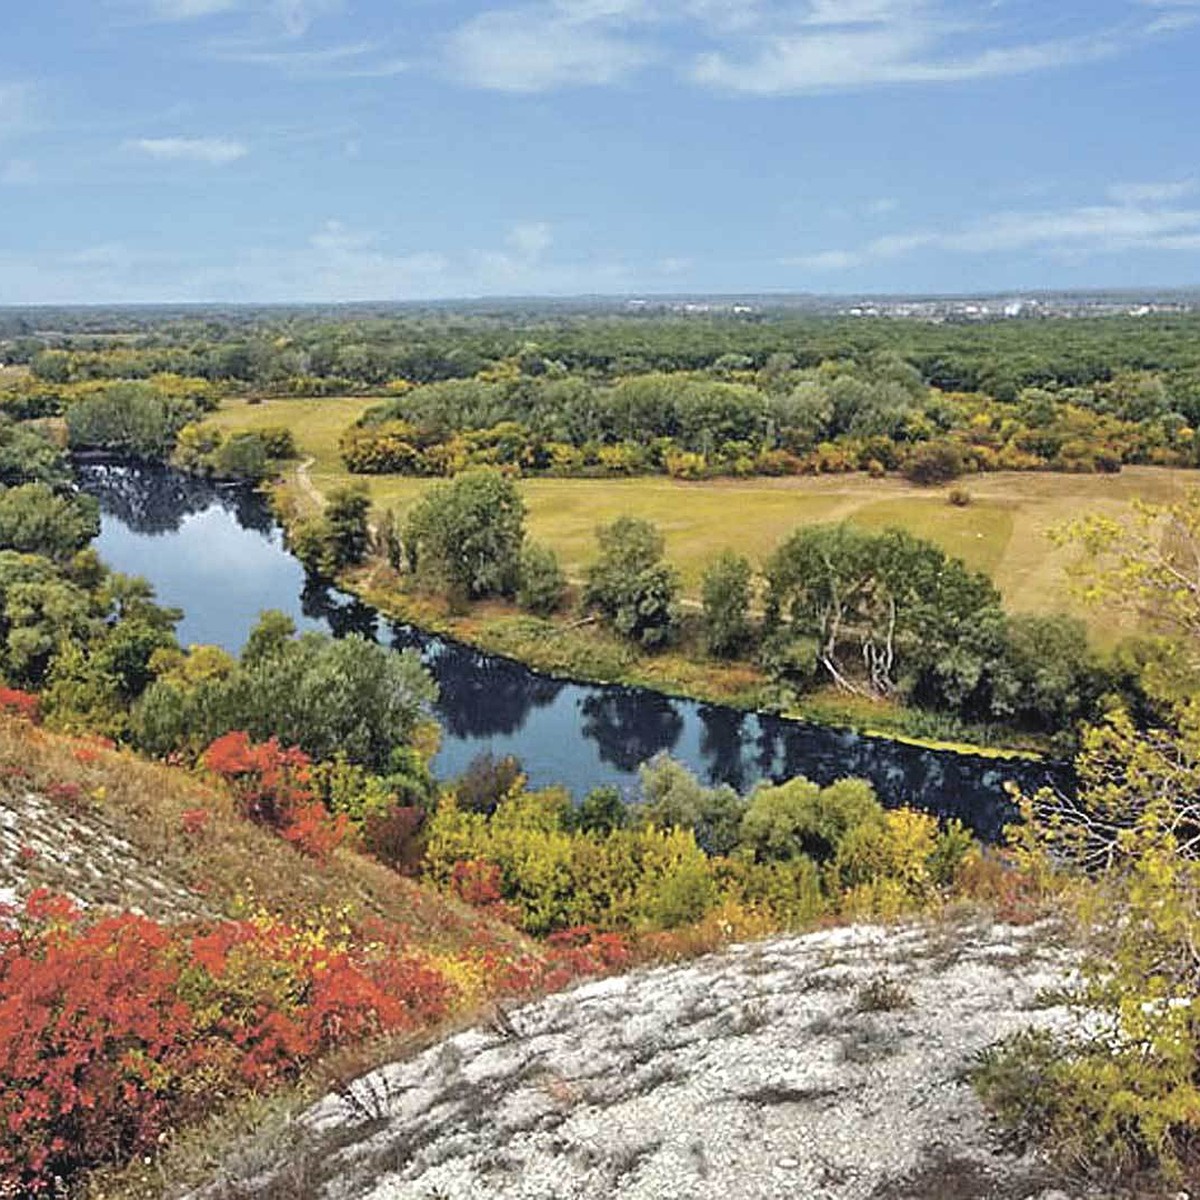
left=0, top=219, right=640, bottom=304
left=210, top=39, right=407, bottom=77
left=127, top=136, right=249, bottom=164
left=132, top=0, right=341, bottom=33
left=448, top=3, right=654, bottom=91
left=143, top=0, right=240, bottom=19
left=1138, top=0, right=1200, bottom=34
left=270, top=0, right=343, bottom=38
left=786, top=188, right=1200, bottom=271
left=445, top=0, right=1192, bottom=95
left=691, top=12, right=1123, bottom=95
left=1108, top=179, right=1196, bottom=205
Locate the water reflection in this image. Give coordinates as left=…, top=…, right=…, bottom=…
left=415, top=640, right=566, bottom=740
left=76, top=462, right=1070, bottom=838
left=75, top=458, right=275, bottom=536
left=581, top=691, right=685, bottom=773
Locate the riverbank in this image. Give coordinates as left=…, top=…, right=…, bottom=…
left=263, top=469, right=1049, bottom=761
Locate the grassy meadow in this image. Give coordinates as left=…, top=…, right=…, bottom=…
left=213, top=396, right=1200, bottom=644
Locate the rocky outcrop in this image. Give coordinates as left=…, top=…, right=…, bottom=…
left=0, top=788, right=209, bottom=919
left=200, top=918, right=1077, bottom=1200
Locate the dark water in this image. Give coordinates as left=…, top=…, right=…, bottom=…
left=76, top=462, right=1067, bottom=840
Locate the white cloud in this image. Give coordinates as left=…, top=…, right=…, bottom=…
left=133, top=0, right=341, bottom=33
left=210, top=39, right=407, bottom=77
left=448, top=4, right=654, bottom=91
left=446, top=0, right=1192, bottom=95
left=786, top=188, right=1200, bottom=271
left=270, top=0, right=343, bottom=38
left=1138, top=0, right=1200, bottom=34
left=692, top=20, right=1121, bottom=94
left=1, top=159, right=37, bottom=185
left=144, top=0, right=240, bottom=19
left=0, top=218, right=637, bottom=304
left=127, top=136, right=249, bottom=164
left=1108, top=179, right=1196, bottom=205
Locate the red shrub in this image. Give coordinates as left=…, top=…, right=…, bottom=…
left=450, top=859, right=505, bottom=908
left=0, top=688, right=39, bottom=724
left=45, top=782, right=83, bottom=808
left=201, top=733, right=346, bottom=862
left=0, top=893, right=453, bottom=1194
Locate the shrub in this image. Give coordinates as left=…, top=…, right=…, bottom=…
left=739, top=776, right=884, bottom=864
left=979, top=705, right=1200, bottom=1187
left=517, top=542, right=567, bottom=616
left=202, top=731, right=348, bottom=862
left=0, top=892, right=452, bottom=1195
left=947, top=486, right=972, bottom=507
left=0, top=687, right=39, bottom=723
left=904, top=440, right=964, bottom=486
left=454, top=752, right=525, bottom=815
left=360, top=804, right=427, bottom=875
left=637, top=755, right=745, bottom=856
left=701, top=550, right=754, bottom=658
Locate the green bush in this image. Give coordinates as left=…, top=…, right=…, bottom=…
left=517, top=542, right=567, bottom=616
left=584, top=517, right=680, bottom=649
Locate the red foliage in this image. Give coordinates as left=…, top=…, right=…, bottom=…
left=180, top=808, right=211, bottom=837
left=475, top=925, right=632, bottom=998
left=201, top=732, right=346, bottom=862
left=449, top=859, right=505, bottom=908
left=0, top=892, right=453, bottom=1194
left=45, top=782, right=83, bottom=808
left=361, top=805, right=427, bottom=875
left=0, top=688, right=39, bottom=724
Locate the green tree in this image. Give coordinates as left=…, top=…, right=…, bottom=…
left=764, top=523, right=998, bottom=698
left=132, top=632, right=436, bottom=771
left=740, top=776, right=883, bottom=863
left=324, top=485, right=372, bottom=570
left=0, top=418, right=70, bottom=489
left=242, top=609, right=297, bottom=666
left=0, top=485, right=100, bottom=560
left=637, top=754, right=745, bottom=856
left=583, top=517, right=680, bottom=649
left=404, top=469, right=526, bottom=601
left=701, top=550, right=753, bottom=658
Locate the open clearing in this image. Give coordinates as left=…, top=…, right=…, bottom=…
left=215, top=396, right=1200, bottom=642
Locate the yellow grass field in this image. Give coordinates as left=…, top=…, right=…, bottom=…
left=213, top=396, right=1200, bottom=643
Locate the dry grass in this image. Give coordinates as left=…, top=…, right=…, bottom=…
left=216, top=395, right=1200, bottom=643
left=0, top=715, right=526, bottom=954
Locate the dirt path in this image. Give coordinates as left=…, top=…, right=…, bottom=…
left=294, top=456, right=325, bottom=511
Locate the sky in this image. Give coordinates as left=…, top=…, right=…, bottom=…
left=1, top=0, right=1199, bottom=304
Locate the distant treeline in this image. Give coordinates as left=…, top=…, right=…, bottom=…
left=4, top=309, right=1200, bottom=399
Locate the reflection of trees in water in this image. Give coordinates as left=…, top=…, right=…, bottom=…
left=421, top=643, right=565, bottom=740
left=697, top=705, right=752, bottom=792
left=746, top=713, right=1064, bottom=841
left=75, top=462, right=274, bottom=536
left=581, top=690, right=684, bottom=773
left=300, top=581, right=380, bottom=641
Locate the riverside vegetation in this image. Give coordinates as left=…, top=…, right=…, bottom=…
left=4, top=305, right=1200, bottom=1194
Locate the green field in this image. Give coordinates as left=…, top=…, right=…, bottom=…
left=214, top=396, right=1199, bottom=642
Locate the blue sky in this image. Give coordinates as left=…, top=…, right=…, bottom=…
left=1, top=0, right=1198, bottom=303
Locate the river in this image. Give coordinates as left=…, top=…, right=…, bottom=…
left=76, top=462, right=1067, bottom=840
